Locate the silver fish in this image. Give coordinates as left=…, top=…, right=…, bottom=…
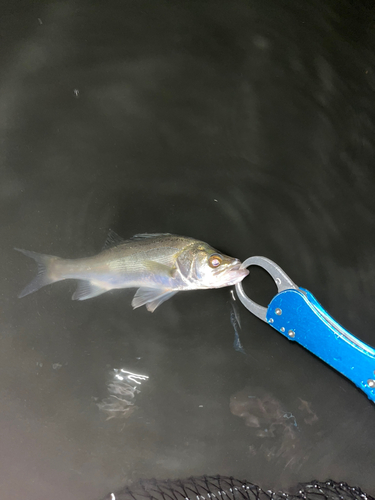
left=16, top=231, right=249, bottom=312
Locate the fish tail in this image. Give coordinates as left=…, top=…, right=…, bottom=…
left=15, top=248, right=60, bottom=298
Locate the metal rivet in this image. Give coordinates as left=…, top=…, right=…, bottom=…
left=275, top=308, right=282, bottom=315
left=368, top=379, right=375, bottom=388
left=288, top=330, right=295, bottom=338
left=268, top=318, right=274, bottom=324
left=280, top=327, right=285, bottom=332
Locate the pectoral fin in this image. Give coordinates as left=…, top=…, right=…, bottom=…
left=72, top=281, right=108, bottom=300
left=132, top=287, right=178, bottom=312
left=143, top=261, right=177, bottom=278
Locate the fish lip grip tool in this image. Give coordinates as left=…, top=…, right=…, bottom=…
left=235, top=256, right=375, bottom=403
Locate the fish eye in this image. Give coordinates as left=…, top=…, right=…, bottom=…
left=208, top=254, right=222, bottom=268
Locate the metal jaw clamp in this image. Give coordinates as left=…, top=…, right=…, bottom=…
left=235, top=256, right=375, bottom=403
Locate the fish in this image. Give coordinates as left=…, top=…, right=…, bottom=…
left=15, top=231, right=249, bottom=312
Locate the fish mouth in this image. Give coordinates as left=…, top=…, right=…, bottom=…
left=220, top=262, right=249, bottom=285
left=210, top=259, right=249, bottom=286
left=230, top=264, right=249, bottom=278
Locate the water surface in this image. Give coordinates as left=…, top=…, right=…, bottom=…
left=1, top=0, right=375, bottom=498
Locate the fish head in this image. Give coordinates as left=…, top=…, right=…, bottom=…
left=176, top=242, right=249, bottom=289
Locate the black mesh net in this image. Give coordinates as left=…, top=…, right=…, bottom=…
left=100, top=476, right=374, bottom=500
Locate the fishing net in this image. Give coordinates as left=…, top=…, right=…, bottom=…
left=100, top=475, right=373, bottom=500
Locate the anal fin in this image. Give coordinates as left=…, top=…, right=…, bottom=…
left=132, top=287, right=178, bottom=312
left=72, top=281, right=108, bottom=301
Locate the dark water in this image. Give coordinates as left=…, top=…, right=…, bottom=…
left=2, top=0, right=375, bottom=499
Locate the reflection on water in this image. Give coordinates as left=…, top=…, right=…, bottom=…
left=98, top=369, right=149, bottom=420
left=230, top=289, right=246, bottom=355
left=230, top=387, right=318, bottom=470
left=298, top=398, right=318, bottom=425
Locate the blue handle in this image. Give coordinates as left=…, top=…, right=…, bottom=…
left=267, top=288, right=375, bottom=402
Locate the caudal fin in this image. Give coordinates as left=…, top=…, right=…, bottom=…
left=15, top=248, right=58, bottom=298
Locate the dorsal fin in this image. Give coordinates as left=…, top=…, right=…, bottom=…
left=131, top=233, right=172, bottom=240
left=103, top=229, right=124, bottom=249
